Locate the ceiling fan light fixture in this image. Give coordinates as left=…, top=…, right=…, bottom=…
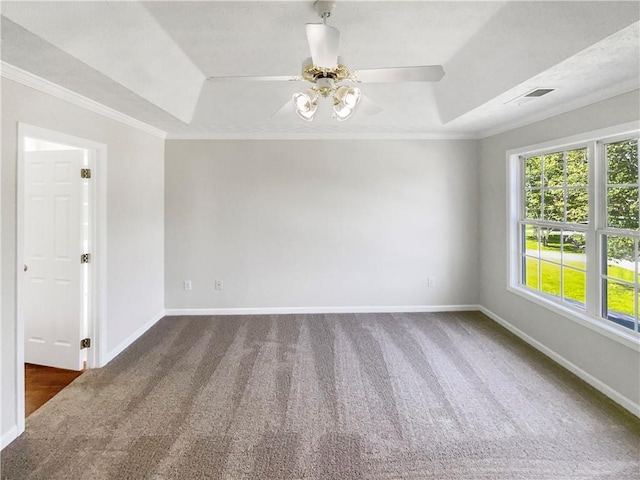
left=333, top=102, right=354, bottom=121
left=293, top=88, right=319, bottom=121
left=296, top=108, right=317, bottom=122
left=332, top=85, right=361, bottom=121
left=335, top=85, right=361, bottom=109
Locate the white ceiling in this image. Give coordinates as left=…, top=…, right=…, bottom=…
left=1, top=1, right=638, bottom=138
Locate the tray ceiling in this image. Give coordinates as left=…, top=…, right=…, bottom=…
left=1, top=1, right=638, bottom=138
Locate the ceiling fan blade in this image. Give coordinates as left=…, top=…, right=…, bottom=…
left=359, top=95, right=383, bottom=116
left=272, top=99, right=295, bottom=118
left=207, top=75, right=302, bottom=82
left=306, top=23, right=340, bottom=68
left=354, top=66, right=445, bottom=83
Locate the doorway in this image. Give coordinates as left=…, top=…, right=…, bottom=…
left=16, top=124, right=107, bottom=430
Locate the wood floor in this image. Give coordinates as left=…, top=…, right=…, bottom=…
left=25, top=363, right=84, bottom=416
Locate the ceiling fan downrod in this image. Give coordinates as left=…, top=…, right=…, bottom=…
left=314, top=1, right=336, bottom=24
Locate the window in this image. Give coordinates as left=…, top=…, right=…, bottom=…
left=509, top=126, right=640, bottom=342
left=521, top=149, right=588, bottom=309
left=602, top=139, right=639, bottom=331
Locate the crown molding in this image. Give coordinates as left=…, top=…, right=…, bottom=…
left=1, top=62, right=167, bottom=139
left=165, top=131, right=480, bottom=140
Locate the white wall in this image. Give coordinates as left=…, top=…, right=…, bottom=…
left=1, top=78, right=165, bottom=445
left=165, top=140, right=479, bottom=311
left=479, top=89, right=640, bottom=408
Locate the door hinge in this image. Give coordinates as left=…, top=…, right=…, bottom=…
left=80, top=253, right=91, bottom=264
left=80, top=338, right=91, bottom=349
left=80, top=168, right=92, bottom=179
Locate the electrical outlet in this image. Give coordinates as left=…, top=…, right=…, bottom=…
left=184, top=280, right=192, bottom=291
left=428, top=277, right=435, bottom=287
left=215, top=280, right=223, bottom=291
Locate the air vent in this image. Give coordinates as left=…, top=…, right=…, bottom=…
left=524, top=88, right=555, bottom=98
left=506, top=88, right=556, bottom=105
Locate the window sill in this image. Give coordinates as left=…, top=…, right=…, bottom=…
left=507, top=284, right=640, bottom=352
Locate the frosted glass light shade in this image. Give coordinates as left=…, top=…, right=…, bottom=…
left=333, top=85, right=361, bottom=121
left=335, top=86, right=361, bottom=109
left=293, top=89, right=319, bottom=122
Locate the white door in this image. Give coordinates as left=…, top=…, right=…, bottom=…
left=24, top=149, right=85, bottom=371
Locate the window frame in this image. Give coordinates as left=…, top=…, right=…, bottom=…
left=599, top=135, right=640, bottom=332
left=507, top=122, right=640, bottom=351
left=518, top=144, right=591, bottom=310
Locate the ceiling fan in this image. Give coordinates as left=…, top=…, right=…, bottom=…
left=206, top=1, right=445, bottom=122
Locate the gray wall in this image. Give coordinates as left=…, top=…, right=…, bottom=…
left=1, top=78, right=165, bottom=443
left=165, top=140, right=480, bottom=310
left=479, top=89, right=640, bottom=407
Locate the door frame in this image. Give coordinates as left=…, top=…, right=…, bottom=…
left=15, top=123, right=107, bottom=434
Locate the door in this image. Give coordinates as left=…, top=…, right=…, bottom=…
left=23, top=149, right=85, bottom=371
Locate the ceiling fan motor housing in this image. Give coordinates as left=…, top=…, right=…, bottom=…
left=301, top=56, right=351, bottom=85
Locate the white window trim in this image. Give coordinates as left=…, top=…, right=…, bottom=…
left=507, top=121, right=640, bottom=352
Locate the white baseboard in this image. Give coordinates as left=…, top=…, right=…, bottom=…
left=479, top=306, right=640, bottom=418
left=164, top=304, right=482, bottom=316
left=103, top=310, right=165, bottom=364
left=1, top=425, right=18, bottom=450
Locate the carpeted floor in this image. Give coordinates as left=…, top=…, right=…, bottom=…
left=1, top=312, right=639, bottom=479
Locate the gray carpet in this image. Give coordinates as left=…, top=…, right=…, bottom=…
left=2, top=312, right=639, bottom=479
